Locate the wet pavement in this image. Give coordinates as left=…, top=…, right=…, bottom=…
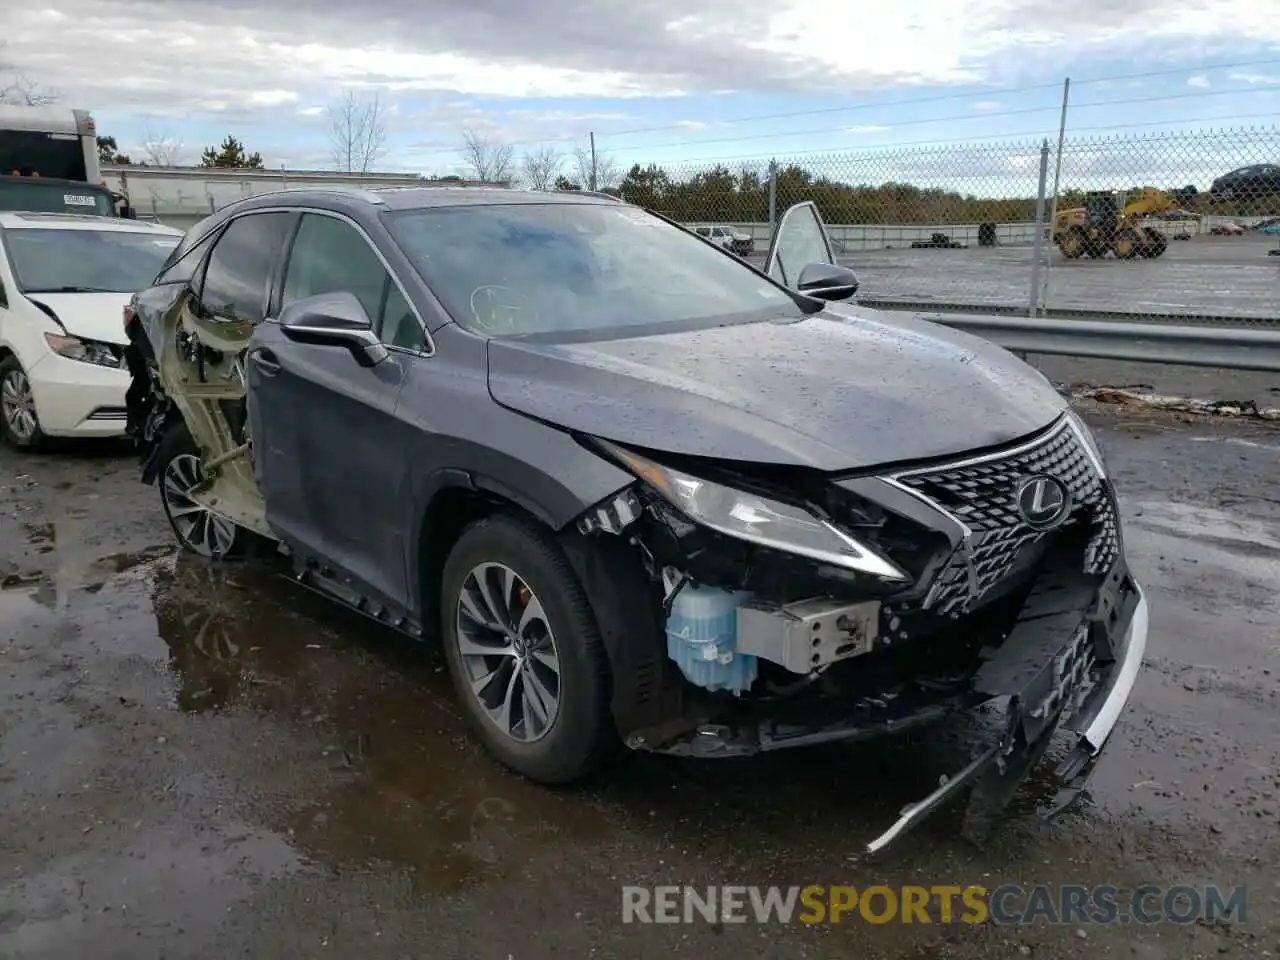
left=1, top=406, right=1278, bottom=959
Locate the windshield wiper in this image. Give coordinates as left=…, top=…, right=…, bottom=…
left=24, top=285, right=119, bottom=294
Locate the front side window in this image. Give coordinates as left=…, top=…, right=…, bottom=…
left=281, top=213, right=425, bottom=350
left=197, top=212, right=294, bottom=324
left=384, top=202, right=800, bottom=339
left=768, top=203, right=834, bottom=288
left=4, top=228, right=180, bottom=293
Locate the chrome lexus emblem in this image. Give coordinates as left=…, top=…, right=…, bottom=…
left=1015, top=475, right=1070, bottom=530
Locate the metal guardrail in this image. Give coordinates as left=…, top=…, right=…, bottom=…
left=922, top=312, right=1280, bottom=372
left=861, top=297, right=1280, bottom=330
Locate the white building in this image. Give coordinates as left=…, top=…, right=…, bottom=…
left=101, top=164, right=501, bottom=228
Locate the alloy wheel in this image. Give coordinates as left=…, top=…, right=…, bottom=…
left=1, top=367, right=38, bottom=443
left=455, top=561, right=562, bottom=743
left=162, top=453, right=238, bottom=558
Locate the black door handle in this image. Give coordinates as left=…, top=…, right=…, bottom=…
left=250, top=348, right=281, bottom=376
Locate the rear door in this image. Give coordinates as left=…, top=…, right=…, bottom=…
left=764, top=201, right=837, bottom=288
left=247, top=211, right=431, bottom=607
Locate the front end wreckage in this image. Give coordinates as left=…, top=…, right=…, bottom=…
left=572, top=415, right=1147, bottom=853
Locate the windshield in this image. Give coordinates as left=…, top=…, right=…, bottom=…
left=0, top=131, right=89, bottom=181
left=6, top=228, right=180, bottom=293
left=384, top=203, right=800, bottom=337
left=0, top=178, right=114, bottom=216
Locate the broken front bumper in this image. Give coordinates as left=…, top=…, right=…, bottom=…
left=865, top=580, right=1148, bottom=853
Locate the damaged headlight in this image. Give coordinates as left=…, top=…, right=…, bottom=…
left=598, top=442, right=907, bottom=582
left=44, top=333, right=121, bottom=368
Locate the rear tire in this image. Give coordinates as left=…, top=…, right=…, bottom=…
left=157, top=422, right=252, bottom=559
left=1111, top=229, right=1142, bottom=259
left=1057, top=227, right=1087, bottom=259
left=1139, top=227, right=1168, bottom=258
left=439, top=514, right=613, bottom=784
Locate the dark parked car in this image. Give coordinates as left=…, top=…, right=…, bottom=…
left=1210, top=164, right=1280, bottom=201
left=123, top=188, right=1147, bottom=853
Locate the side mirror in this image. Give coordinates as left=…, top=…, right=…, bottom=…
left=278, top=291, right=389, bottom=368
left=796, top=262, right=859, bottom=301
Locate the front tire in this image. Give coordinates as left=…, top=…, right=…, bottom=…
left=157, top=423, right=248, bottom=559
left=439, top=515, right=613, bottom=784
left=0, top=356, right=45, bottom=450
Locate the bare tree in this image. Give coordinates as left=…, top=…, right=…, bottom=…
left=460, top=128, right=515, bottom=183
left=521, top=146, right=563, bottom=191
left=328, top=90, right=389, bottom=174
left=573, top=143, right=620, bottom=191
left=141, top=121, right=185, bottom=166
left=0, top=43, right=58, bottom=105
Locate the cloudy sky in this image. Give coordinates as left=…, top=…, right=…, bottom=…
left=3, top=0, right=1278, bottom=183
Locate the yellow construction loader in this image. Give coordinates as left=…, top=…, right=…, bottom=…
left=1052, top=187, right=1182, bottom=259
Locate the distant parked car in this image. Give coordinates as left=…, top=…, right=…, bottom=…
left=692, top=224, right=754, bottom=256
left=0, top=211, right=181, bottom=447
left=1210, top=164, right=1280, bottom=201
left=1209, top=222, right=1246, bottom=236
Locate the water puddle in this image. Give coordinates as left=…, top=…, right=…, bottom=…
left=0, top=578, right=56, bottom=622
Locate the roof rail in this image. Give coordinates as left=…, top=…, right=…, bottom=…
left=220, top=185, right=389, bottom=210
left=570, top=189, right=624, bottom=202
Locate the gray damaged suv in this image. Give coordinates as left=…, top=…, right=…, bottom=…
left=124, top=188, right=1147, bottom=852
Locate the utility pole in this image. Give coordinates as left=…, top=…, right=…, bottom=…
left=589, top=132, right=598, bottom=191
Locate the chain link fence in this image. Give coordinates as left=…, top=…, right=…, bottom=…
left=611, top=126, right=1280, bottom=326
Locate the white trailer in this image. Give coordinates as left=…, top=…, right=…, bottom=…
left=0, top=105, right=130, bottom=216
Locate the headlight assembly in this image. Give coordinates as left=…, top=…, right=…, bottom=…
left=44, top=333, right=121, bottom=368
left=598, top=442, right=907, bottom=582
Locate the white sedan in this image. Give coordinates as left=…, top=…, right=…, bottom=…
left=0, top=212, right=182, bottom=447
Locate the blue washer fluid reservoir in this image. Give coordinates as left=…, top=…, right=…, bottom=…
left=664, top=583, right=757, bottom=694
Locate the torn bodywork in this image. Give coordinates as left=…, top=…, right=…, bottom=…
left=570, top=415, right=1147, bottom=853
left=125, top=281, right=269, bottom=538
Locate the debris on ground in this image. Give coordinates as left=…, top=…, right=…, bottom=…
left=1070, top=386, right=1280, bottom=421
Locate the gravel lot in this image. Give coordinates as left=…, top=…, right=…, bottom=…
left=852, top=235, right=1280, bottom=321
left=748, top=234, right=1280, bottom=322
left=1, top=404, right=1278, bottom=959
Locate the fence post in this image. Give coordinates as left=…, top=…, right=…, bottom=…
left=1028, top=140, right=1051, bottom=319
left=1042, top=77, right=1071, bottom=316
left=767, top=159, right=778, bottom=230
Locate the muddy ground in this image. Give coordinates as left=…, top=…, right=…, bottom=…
left=1, top=404, right=1278, bottom=959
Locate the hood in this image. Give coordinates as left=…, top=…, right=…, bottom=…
left=24, top=292, right=132, bottom=346
left=486, top=304, right=1068, bottom=472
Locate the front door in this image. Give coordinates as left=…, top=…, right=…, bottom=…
left=765, top=201, right=838, bottom=287
left=247, top=211, right=431, bottom=608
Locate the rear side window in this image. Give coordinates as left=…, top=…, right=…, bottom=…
left=196, top=212, right=294, bottom=324
left=155, top=229, right=217, bottom=285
